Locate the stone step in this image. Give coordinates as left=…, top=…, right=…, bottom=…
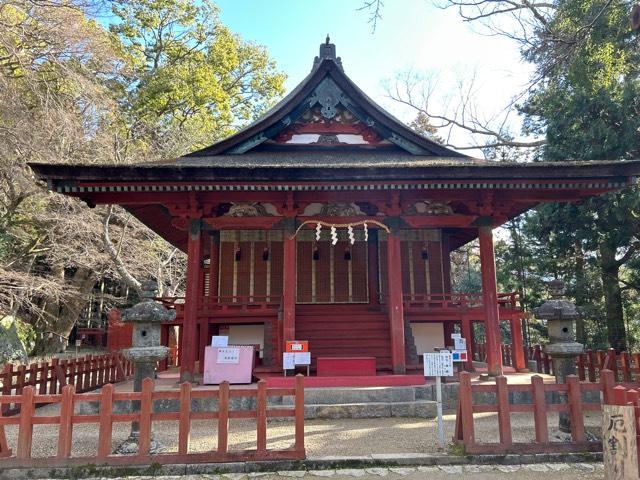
left=279, top=386, right=419, bottom=405
left=304, top=400, right=437, bottom=419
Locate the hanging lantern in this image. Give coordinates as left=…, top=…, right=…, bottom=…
left=363, top=222, right=368, bottom=242
left=262, top=247, right=269, bottom=261
left=344, top=246, right=352, bottom=261
left=331, top=225, right=338, bottom=245
left=313, top=245, right=320, bottom=261
left=315, top=222, right=322, bottom=241
left=235, top=247, right=241, bottom=262
left=421, top=245, right=429, bottom=260
left=348, top=225, right=355, bottom=245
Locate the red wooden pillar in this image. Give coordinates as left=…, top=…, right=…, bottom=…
left=478, top=224, right=503, bottom=376
left=461, top=316, right=474, bottom=372
left=443, top=321, right=455, bottom=347
left=198, top=231, right=219, bottom=374
left=386, top=230, right=406, bottom=374
left=181, top=219, right=202, bottom=383
left=510, top=314, right=528, bottom=372
left=282, top=223, right=296, bottom=345
left=368, top=229, right=380, bottom=305
left=468, top=321, right=477, bottom=360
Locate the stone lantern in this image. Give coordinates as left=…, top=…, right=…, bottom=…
left=117, top=280, right=175, bottom=454
left=534, top=278, right=583, bottom=433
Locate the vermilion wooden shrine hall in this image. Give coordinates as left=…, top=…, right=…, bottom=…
left=32, top=40, right=640, bottom=382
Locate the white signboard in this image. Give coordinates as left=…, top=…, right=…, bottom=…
left=453, top=337, right=467, bottom=351
left=282, top=352, right=295, bottom=370
left=294, top=352, right=311, bottom=365
left=217, top=347, right=240, bottom=364
left=423, top=351, right=454, bottom=377
left=211, top=336, right=229, bottom=348
left=451, top=333, right=461, bottom=340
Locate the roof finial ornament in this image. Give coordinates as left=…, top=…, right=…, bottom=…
left=313, top=35, right=343, bottom=71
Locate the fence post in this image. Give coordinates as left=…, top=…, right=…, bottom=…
left=601, top=369, right=616, bottom=404
left=57, top=384, right=75, bottom=458
left=49, top=358, right=58, bottom=394
left=178, top=381, right=191, bottom=455
left=577, top=354, right=585, bottom=381
left=496, top=375, right=512, bottom=447
left=457, top=371, right=475, bottom=447
left=37, top=362, right=47, bottom=397
left=608, top=348, right=619, bottom=382
left=16, top=386, right=34, bottom=459
left=1, top=364, right=12, bottom=416
left=97, top=383, right=114, bottom=458
left=622, top=352, right=632, bottom=383
left=138, top=377, right=154, bottom=456
left=588, top=350, right=597, bottom=382
left=256, top=380, right=267, bottom=454
left=217, top=381, right=229, bottom=453
left=97, top=356, right=105, bottom=386
left=294, top=374, right=305, bottom=458
left=566, top=375, right=585, bottom=442
left=57, top=360, right=68, bottom=393
left=532, top=375, right=549, bottom=444
left=633, top=354, right=640, bottom=383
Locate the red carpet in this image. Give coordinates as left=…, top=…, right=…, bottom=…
left=263, top=374, right=426, bottom=388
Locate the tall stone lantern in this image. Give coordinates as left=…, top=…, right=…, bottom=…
left=534, top=278, right=583, bottom=433
left=118, top=280, right=175, bottom=453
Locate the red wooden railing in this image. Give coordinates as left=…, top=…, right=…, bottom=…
left=0, top=375, right=305, bottom=466
left=0, top=353, right=133, bottom=416
left=157, top=295, right=282, bottom=317
left=400, top=292, right=521, bottom=311
left=455, top=369, right=617, bottom=454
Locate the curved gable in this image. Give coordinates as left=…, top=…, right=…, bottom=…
left=184, top=39, right=467, bottom=159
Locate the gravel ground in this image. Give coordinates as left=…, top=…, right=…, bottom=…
left=4, top=406, right=603, bottom=458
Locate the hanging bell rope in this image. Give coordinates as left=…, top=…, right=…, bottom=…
left=290, top=219, right=391, bottom=239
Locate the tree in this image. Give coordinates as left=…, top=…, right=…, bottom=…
left=110, top=0, right=286, bottom=157
left=0, top=0, right=286, bottom=354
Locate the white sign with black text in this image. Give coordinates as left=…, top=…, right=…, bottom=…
left=423, top=351, right=454, bottom=377
left=217, top=347, right=240, bottom=364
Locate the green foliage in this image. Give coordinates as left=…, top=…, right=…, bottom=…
left=508, top=0, right=640, bottom=350
left=110, top=0, right=286, bottom=155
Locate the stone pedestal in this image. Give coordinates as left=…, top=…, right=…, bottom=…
left=534, top=279, right=583, bottom=433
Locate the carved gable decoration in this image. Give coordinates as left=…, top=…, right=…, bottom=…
left=273, top=105, right=382, bottom=146
left=404, top=201, right=454, bottom=216
left=319, top=202, right=365, bottom=216
left=225, top=202, right=271, bottom=217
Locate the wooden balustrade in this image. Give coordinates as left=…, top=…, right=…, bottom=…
left=0, top=353, right=133, bottom=416
left=455, top=369, right=616, bottom=454
left=0, top=375, right=305, bottom=466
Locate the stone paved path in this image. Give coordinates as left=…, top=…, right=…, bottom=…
left=62, top=463, right=604, bottom=479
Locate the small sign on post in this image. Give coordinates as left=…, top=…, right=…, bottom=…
left=424, top=351, right=453, bottom=449
left=603, top=403, right=639, bottom=480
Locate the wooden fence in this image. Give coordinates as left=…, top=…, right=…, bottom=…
left=454, top=369, right=617, bottom=454
left=0, top=375, right=305, bottom=467
left=1, top=353, right=133, bottom=416
left=475, top=343, right=640, bottom=382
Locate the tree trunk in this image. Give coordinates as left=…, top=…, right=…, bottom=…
left=599, top=242, right=627, bottom=352
left=574, top=240, right=587, bottom=345
left=34, top=266, right=97, bottom=354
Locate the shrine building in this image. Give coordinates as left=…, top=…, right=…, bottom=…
left=31, top=40, right=640, bottom=382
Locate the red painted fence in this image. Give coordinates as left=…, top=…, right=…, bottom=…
left=0, top=353, right=133, bottom=416
left=454, top=369, right=618, bottom=454
left=0, top=375, right=305, bottom=467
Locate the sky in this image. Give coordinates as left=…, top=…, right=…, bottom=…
left=216, top=0, right=536, bottom=154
